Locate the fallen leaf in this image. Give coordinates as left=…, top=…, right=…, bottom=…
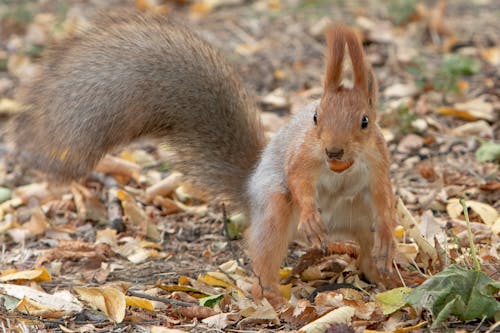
left=125, top=295, right=155, bottom=311
left=199, top=293, right=225, bottom=307
left=178, top=305, right=217, bottom=319
left=375, top=287, right=412, bottom=315
left=74, top=286, right=126, bottom=323
left=384, top=82, right=418, bottom=98
left=95, top=155, right=141, bottom=182
left=447, top=198, right=499, bottom=225
left=202, top=312, right=241, bottom=329
left=144, top=172, right=183, bottom=202
left=451, top=120, right=493, bottom=139
left=0, top=283, right=82, bottom=314
left=298, top=306, right=355, bottom=333
left=397, top=198, right=438, bottom=266
left=406, top=265, right=500, bottom=328
left=437, top=97, right=495, bottom=122
left=0, top=267, right=51, bottom=282
left=475, top=141, right=500, bottom=162
left=480, top=47, right=500, bottom=66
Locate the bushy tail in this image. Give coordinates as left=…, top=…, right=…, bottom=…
left=8, top=11, right=266, bottom=209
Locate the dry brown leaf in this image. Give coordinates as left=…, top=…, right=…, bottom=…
left=117, top=237, right=154, bottom=264
left=36, top=241, right=112, bottom=267
left=14, top=182, right=55, bottom=204
left=447, top=198, right=499, bottom=225
left=417, top=161, right=438, bottom=182
left=74, top=286, right=126, bottom=323
left=480, top=47, right=500, bottom=66
left=22, top=208, right=51, bottom=236
left=144, top=172, right=183, bottom=202
left=95, top=155, right=141, bottom=182
left=298, top=306, right=355, bottom=333
left=178, top=305, right=218, bottom=319
left=437, top=97, right=495, bottom=122
left=451, top=120, right=494, bottom=139
left=281, top=300, right=319, bottom=327
left=396, top=198, right=438, bottom=267
left=0, top=283, right=82, bottom=314
left=202, top=313, right=242, bottom=329
left=395, top=243, right=419, bottom=264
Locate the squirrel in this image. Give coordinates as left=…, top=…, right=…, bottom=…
left=8, top=11, right=398, bottom=304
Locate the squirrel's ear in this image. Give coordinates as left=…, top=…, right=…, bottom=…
left=367, top=67, right=378, bottom=108
left=324, top=24, right=346, bottom=92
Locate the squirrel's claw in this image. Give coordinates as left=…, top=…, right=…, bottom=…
left=299, top=211, right=327, bottom=249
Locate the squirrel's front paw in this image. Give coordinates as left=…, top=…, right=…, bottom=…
left=372, top=239, right=400, bottom=288
left=298, top=210, right=327, bottom=248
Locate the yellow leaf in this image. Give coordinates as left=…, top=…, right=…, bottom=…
left=125, top=295, right=155, bottom=311
left=375, top=287, right=412, bottom=315
left=279, top=268, right=292, bottom=280
left=394, top=225, right=405, bottom=239
left=278, top=283, right=292, bottom=300
left=198, top=273, right=232, bottom=289
left=157, top=284, right=209, bottom=298
left=74, top=286, right=126, bottom=323
left=437, top=98, right=495, bottom=122
left=436, top=107, right=478, bottom=121
left=0, top=267, right=51, bottom=282
left=140, top=240, right=163, bottom=250
left=274, top=69, right=285, bottom=80
left=178, top=276, right=190, bottom=286
left=16, top=296, right=65, bottom=318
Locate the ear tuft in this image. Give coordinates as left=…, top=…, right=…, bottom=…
left=323, top=23, right=346, bottom=92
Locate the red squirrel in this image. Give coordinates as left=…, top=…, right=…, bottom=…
left=8, top=12, right=398, bottom=304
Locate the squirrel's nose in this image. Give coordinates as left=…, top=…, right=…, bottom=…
left=326, top=147, right=344, bottom=160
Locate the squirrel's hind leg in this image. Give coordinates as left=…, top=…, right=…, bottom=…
left=247, top=192, right=295, bottom=307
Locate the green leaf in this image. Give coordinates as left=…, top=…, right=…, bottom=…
left=375, top=287, right=412, bottom=315
left=406, top=265, right=500, bottom=328
left=476, top=141, right=500, bottom=162
left=199, top=293, right=225, bottom=307
left=0, top=187, right=12, bottom=204
left=442, top=54, right=481, bottom=76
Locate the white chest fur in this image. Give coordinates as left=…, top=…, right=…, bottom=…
left=316, top=157, right=374, bottom=241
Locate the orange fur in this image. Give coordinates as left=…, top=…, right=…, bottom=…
left=249, top=23, right=399, bottom=305
left=324, top=24, right=346, bottom=91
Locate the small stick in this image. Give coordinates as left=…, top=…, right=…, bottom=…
left=459, top=199, right=481, bottom=271
left=127, top=290, right=194, bottom=307
left=222, top=203, right=243, bottom=268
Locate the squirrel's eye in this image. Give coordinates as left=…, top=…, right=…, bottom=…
left=313, top=111, right=318, bottom=125
left=361, top=115, right=369, bottom=129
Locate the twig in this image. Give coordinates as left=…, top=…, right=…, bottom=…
left=217, top=267, right=237, bottom=284
left=459, top=199, right=481, bottom=271
left=393, top=259, right=406, bottom=288
left=127, top=290, right=194, bottom=307
left=221, top=203, right=243, bottom=268
left=485, top=320, right=500, bottom=333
